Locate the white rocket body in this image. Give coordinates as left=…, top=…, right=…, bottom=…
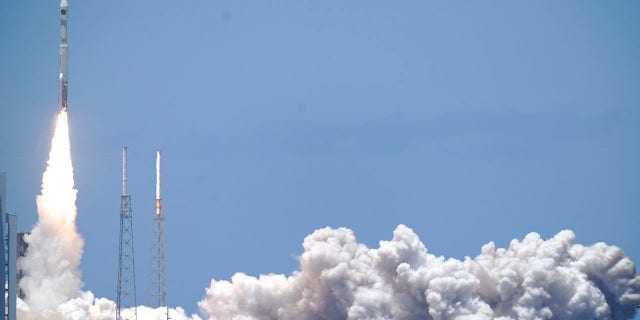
left=59, top=0, right=68, bottom=111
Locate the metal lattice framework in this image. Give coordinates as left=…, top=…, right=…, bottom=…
left=117, top=147, right=137, bottom=320
left=148, top=150, right=169, bottom=318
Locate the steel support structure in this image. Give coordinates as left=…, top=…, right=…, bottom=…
left=148, top=151, right=168, bottom=319
left=6, top=212, right=16, bottom=320
left=117, top=147, right=137, bottom=320
left=1, top=172, right=6, bottom=318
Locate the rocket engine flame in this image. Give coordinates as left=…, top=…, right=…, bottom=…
left=18, top=110, right=84, bottom=318
left=38, top=111, right=77, bottom=225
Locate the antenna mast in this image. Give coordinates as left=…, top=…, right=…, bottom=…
left=148, top=150, right=168, bottom=318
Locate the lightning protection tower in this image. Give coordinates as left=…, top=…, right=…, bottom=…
left=148, top=150, right=168, bottom=318
left=117, top=147, right=137, bottom=320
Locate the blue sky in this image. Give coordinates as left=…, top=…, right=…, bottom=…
left=1, top=1, right=639, bottom=316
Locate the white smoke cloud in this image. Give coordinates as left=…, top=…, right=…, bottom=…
left=16, top=292, right=202, bottom=320
left=198, top=225, right=640, bottom=320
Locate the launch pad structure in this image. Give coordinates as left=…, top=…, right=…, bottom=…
left=1, top=172, right=18, bottom=320
left=117, top=148, right=137, bottom=320
left=148, top=150, right=169, bottom=318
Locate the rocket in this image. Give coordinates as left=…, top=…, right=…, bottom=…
left=59, top=0, right=68, bottom=112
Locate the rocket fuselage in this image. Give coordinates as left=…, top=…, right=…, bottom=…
left=59, top=0, right=68, bottom=112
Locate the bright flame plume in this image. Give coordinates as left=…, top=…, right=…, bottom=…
left=18, top=110, right=84, bottom=318
left=38, top=111, right=77, bottom=225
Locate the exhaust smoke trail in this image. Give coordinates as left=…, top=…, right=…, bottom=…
left=18, top=111, right=84, bottom=318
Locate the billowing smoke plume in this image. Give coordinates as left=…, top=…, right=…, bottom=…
left=17, top=111, right=201, bottom=320
left=16, top=291, right=200, bottom=320
left=199, top=225, right=640, bottom=320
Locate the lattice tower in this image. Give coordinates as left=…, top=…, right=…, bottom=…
left=117, top=147, right=137, bottom=320
left=148, top=150, right=168, bottom=319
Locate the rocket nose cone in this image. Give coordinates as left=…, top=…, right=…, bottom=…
left=60, top=0, right=68, bottom=8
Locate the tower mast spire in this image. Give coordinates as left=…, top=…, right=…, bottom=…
left=117, top=147, right=137, bottom=320
left=148, top=150, right=168, bottom=319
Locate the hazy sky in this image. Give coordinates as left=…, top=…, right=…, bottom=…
left=2, top=1, right=639, bottom=316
